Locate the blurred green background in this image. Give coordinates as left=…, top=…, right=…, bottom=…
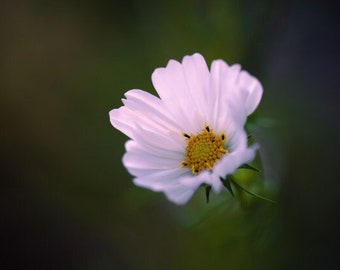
left=1, top=1, right=339, bottom=269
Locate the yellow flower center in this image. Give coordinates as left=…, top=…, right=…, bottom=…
left=180, top=124, right=228, bottom=174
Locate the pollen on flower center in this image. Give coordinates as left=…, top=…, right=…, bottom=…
left=180, top=124, right=228, bottom=175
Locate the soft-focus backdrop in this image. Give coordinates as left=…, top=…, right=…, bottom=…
left=1, top=1, right=339, bottom=269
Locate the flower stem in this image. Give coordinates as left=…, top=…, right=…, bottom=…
left=229, top=175, right=276, bottom=204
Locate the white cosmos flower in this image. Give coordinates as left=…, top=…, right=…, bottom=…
left=109, top=53, right=263, bottom=205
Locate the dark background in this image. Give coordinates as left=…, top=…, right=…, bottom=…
left=1, top=1, right=339, bottom=269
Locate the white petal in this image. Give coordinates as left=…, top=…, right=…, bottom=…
left=212, top=124, right=258, bottom=183
left=123, top=150, right=179, bottom=170
left=132, top=124, right=184, bottom=152
left=237, top=70, right=263, bottom=115
left=181, top=53, right=210, bottom=119
left=163, top=184, right=196, bottom=205
left=133, top=168, right=188, bottom=191
left=209, top=60, right=263, bottom=127
left=123, top=140, right=183, bottom=177
left=179, top=171, right=223, bottom=192
left=206, top=173, right=224, bottom=192
left=109, top=107, right=135, bottom=139
left=123, top=90, right=181, bottom=133
left=214, top=144, right=258, bottom=179
left=125, top=139, right=183, bottom=161
left=152, top=60, right=195, bottom=130
left=109, top=89, right=182, bottom=139
left=226, top=124, right=248, bottom=153
left=133, top=168, right=197, bottom=204
left=151, top=54, right=209, bottom=133
left=178, top=174, right=204, bottom=189
left=210, top=61, right=246, bottom=126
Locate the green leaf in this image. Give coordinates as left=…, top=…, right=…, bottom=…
left=220, top=176, right=234, bottom=196
left=247, top=134, right=253, bottom=145
left=239, top=163, right=261, bottom=173
left=228, top=175, right=276, bottom=204
left=205, top=185, right=212, bottom=203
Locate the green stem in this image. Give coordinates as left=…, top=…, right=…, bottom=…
left=229, top=176, right=277, bottom=204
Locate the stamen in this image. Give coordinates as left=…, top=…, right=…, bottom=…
left=183, top=133, right=191, bottom=139
left=180, top=125, right=228, bottom=174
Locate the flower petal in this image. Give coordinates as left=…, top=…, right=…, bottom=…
left=109, top=106, right=135, bottom=139
left=132, top=124, right=184, bottom=152
left=125, top=139, right=183, bottom=161
left=123, top=150, right=179, bottom=171
left=210, top=59, right=263, bottom=126
left=210, top=60, right=247, bottom=126
left=151, top=53, right=210, bottom=133
left=214, top=144, right=259, bottom=180
left=179, top=171, right=223, bottom=192
left=123, top=140, right=183, bottom=177
left=123, top=90, right=181, bottom=133
left=133, top=168, right=197, bottom=204
left=109, top=89, right=181, bottom=139
left=133, top=168, right=188, bottom=191
left=237, top=70, right=263, bottom=116
left=163, top=184, right=196, bottom=205
left=181, top=53, right=211, bottom=120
